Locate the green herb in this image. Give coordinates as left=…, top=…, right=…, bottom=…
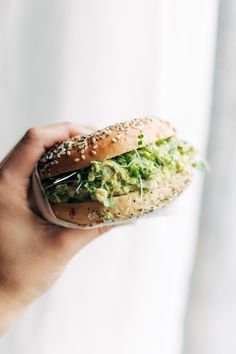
left=155, top=139, right=165, bottom=146
left=103, top=211, right=113, bottom=221
left=138, top=133, right=144, bottom=146
left=192, top=160, right=205, bottom=171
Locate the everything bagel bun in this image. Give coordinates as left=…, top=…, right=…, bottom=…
left=38, top=116, right=196, bottom=227
left=51, top=170, right=192, bottom=226
left=38, top=117, right=176, bottom=180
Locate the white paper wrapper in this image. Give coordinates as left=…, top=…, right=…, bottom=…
left=32, top=165, right=183, bottom=229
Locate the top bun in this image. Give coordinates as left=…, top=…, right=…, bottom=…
left=38, top=116, right=176, bottom=180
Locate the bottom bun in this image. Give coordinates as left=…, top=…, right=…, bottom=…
left=51, top=170, right=192, bottom=226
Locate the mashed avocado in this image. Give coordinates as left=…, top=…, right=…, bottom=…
left=43, top=137, right=198, bottom=207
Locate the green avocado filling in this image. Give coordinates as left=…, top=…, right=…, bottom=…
left=42, top=137, right=199, bottom=208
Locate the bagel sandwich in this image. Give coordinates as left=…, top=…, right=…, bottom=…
left=38, top=117, right=200, bottom=226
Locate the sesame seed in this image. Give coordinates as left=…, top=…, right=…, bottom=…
left=74, top=158, right=80, bottom=162
left=38, top=117, right=166, bottom=179
left=81, top=154, right=85, bottom=160
left=92, top=150, right=97, bottom=155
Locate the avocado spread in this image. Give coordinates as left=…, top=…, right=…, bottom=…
left=43, top=137, right=199, bottom=208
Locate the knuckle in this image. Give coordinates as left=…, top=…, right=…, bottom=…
left=24, top=127, right=41, bottom=141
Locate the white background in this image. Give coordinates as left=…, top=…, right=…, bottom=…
left=184, top=1, right=236, bottom=353
left=0, top=1, right=218, bottom=353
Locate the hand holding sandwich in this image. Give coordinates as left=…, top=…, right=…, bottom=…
left=0, top=122, right=111, bottom=335
left=0, top=117, right=199, bottom=335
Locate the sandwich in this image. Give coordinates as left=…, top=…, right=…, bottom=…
left=38, top=117, right=200, bottom=226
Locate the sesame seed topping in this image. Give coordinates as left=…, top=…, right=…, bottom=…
left=38, top=116, right=174, bottom=179
left=74, top=158, right=80, bottom=162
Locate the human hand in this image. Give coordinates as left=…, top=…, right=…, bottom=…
left=0, top=122, right=111, bottom=335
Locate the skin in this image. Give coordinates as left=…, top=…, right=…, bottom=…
left=0, top=122, right=111, bottom=335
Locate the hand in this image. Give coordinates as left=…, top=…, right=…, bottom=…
left=0, top=122, right=111, bottom=335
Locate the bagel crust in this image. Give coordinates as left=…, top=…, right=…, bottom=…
left=50, top=170, right=192, bottom=226
left=38, top=117, right=176, bottom=180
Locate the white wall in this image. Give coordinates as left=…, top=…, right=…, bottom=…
left=0, top=1, right=218, bottom=353
left=184, top=1, right=236, bottom=353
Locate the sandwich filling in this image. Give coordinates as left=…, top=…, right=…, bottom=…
left=42, top=136, right=201, bottom=208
